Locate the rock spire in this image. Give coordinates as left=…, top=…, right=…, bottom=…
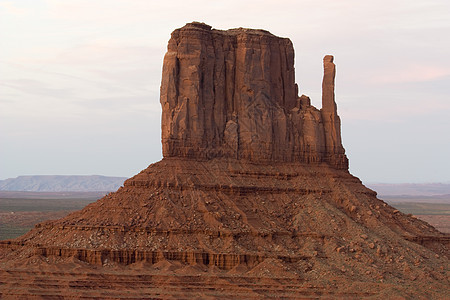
left=161, top=22, right=348, bottom=169
left=321, top=55, right=346, bottom=162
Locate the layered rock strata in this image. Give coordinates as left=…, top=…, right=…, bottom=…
left=0, top=22, right=449, bottom=299
left=161, top=22, right=347, bottom=169
left=1, top=158, right=449, bottom=298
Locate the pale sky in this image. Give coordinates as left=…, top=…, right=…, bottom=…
left=1, top=0, right=449, bottom=183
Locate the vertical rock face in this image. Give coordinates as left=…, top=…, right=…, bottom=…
left=161, top=22, right=348, bottom=169
left=321, top=55, right=346, bottom=163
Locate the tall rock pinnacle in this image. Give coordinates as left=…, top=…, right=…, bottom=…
left=321, top=55, right=345, bottom=161
left=161, top=22, right=348, bottom=169
left=321, top=55, right=337, bottom=112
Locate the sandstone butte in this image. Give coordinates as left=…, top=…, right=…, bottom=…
left=0, top=22, right=449, bottom=299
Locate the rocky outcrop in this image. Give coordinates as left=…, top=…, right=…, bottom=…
left=161, top=22, right=347, bottom=169
left=0, top=23, right=448, bottom=299
left=1, top=158, right=449, bottom=298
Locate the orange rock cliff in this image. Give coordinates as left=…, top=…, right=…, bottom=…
left=161, top=22, right=347, bottom=169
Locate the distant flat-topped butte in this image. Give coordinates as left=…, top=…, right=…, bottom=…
left=0, top=22, right=448, bottom=299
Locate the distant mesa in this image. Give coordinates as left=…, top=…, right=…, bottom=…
left=0, top=22, right=448, bottom=299
left=0, top=175, right=127, bottom=192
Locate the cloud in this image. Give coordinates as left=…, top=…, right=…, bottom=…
left=369, top=64, right=450, bottom=84
left=0, top=1, right=28, bottom=15
left=0, top=79, right=74, bottom=98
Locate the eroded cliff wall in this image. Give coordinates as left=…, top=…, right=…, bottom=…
left=160, top=22, right=348, bottom=169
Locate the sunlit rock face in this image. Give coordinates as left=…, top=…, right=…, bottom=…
left=0, top=22, right=448, bottom=299
left=160, top=22, right=347, bottom=169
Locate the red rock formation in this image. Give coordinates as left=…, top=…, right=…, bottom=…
left=321, top=55, right=346, bottom=166
left=161, top=22, right=347, bottom=168
left=0, top=22, right=448, bottom=299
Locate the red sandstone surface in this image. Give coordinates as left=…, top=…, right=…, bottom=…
left=1, top=22, right=449, bottom=299
left=161, top=23, right=347, bottom=169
